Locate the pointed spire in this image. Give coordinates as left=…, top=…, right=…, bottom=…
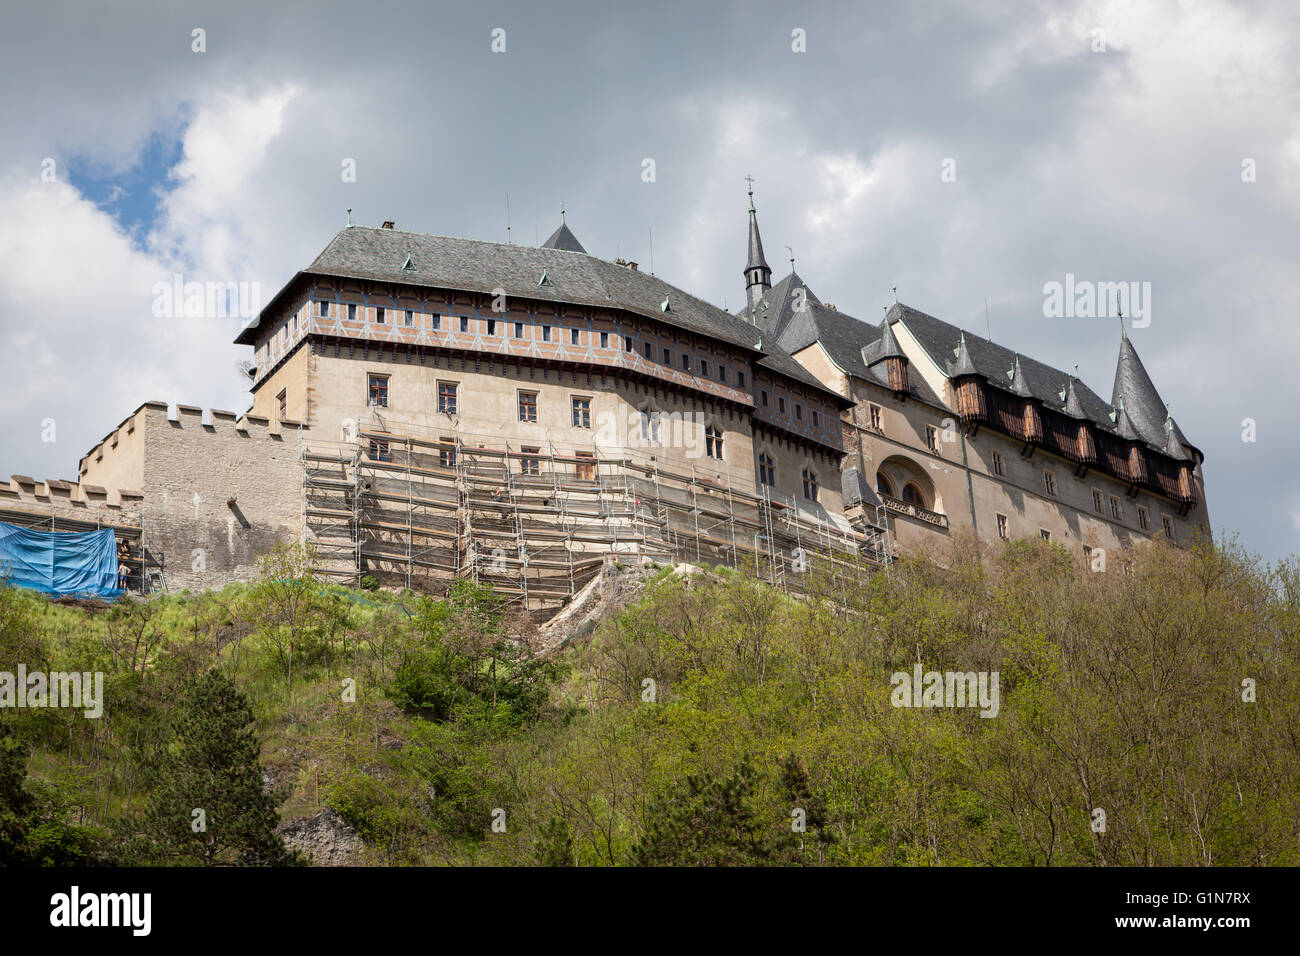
left=1111, top=331, right=1170, bottom=447
left=540, top=221, right=586, bottom=253
left=1111, top=396, right=1141, bottom=440
left=874, top=314, right=904, bottom=363
left=1006, top=354, right=1033, bottom=397
left=744, top=177, right=772, bottom=309
left=947, top=331, right=980, bottom=377
left=1061, top=376, right=1087, bottom=419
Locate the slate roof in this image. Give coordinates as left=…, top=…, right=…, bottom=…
left=746, top=203, right=770, bottom=274
left=1112, top=330, right=1171, bottom=449
left=237, top=225, right=844, bottom=403
left=891, top=302, right=1120, bottom=432
left=736, top=273, right=945, bottom=407
left=540, top=222, right=586, bottom=253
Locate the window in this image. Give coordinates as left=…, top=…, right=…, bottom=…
left=520, top=446, right=540, bottom=476
left=1040, top=529, right=1051, bottom=541
left=719, top=366, right=727, bottom=383
left=681, top=353, right=691, bottom=371
left=438, top=437, right=456, bottom=469
left=639, top=409, right=660, bottom=443
left=519, top=391, right=538, bottom=423
left=812, top=409, right=819, bottom=427
left=802, top=468, right=818, bottom=502
left=795, top=403, right=802, bottom=421
left=460, top=316, right=469, bottom=333
left=663, top=347, right=672, bottom=364
left=926, top=425, right=939, bottom=454
left=432, top=314, right=441, bottom=330
left=1162, top=515, right=1175, bottom=540
left=1044, top=470, right=1057, bottom=496
left=737, top=371, right=745, bottom=387
left=877, top=473, right=895, bottom=498
left=376, top=307, right=385, bottom=324
left=778, top=397, right=786, bottom=413
left=367, top=374, right=389, bottom=407
left=705, top=425, right=724, bottom=459
left=347, top=303, right=357, bottom=321
left=869, top=403, right=883, bottom=431
left=1137, top=506, right=1150, bottom=531
left=624, top=336, right=633, bottom=352
left=571, top=328, right=580, bottom=345
left=438, top=382, right=458, bottom=415
left=600, top=331, right=609, bottom=348
left=902, top=483, right=924, bottom=507
left=1092, top=489, right=1103, bottom=513
left=996, top=514, right=1009, bottom=540
left=575, top=451, right=595, bottom=481
left=1109, top=496, right=1122, bottom=520
left=572, top=397, right=591, bottom=429
left=404, top=309, right=414, bottom=327
left=643, top=341, right=652, bottom=358
left=368, top=438, right=390, bottom=462
left=276, top=389, right=287, bottom=419
left=487, top=319, right=497, bottom=335
left=758, top=453, right=775, bottom=487
left=700, top=359, right=710, bottom=377
left=543, top=326, right=552, bottom=342
left=514, top=321, right=524, bottom=338
left=991, top=450, right=1005, bottom=476
left=761, top=390, right=769, bottom=407
left=317, top=300, right=330, bottom=316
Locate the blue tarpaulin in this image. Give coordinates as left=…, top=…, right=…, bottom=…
left=0, top=522, right=124, bottom=598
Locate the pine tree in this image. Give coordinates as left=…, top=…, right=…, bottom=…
left=144, top=670, right=299, bottom=865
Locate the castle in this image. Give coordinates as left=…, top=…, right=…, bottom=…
left=0, top=191, right=1210, bottom=603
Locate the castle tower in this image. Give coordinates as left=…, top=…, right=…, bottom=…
left=744, top=180, right=773, bottom=310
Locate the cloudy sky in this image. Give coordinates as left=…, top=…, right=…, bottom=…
left=1, top=0, right=1296, bottom=561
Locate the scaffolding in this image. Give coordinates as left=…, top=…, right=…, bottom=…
left=300, top=415, right=892, bottom=609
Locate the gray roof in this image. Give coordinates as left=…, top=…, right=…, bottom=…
left=739, top=274, right=945, bottom=407
left=540, top=221, right=586, bottom=253
left=746, top=203, right=770, bottom=274
left=1111, top=330, right=1171, bottom=449
left=239, top=225, right=843, bottom=402
left=892, top=302, right=1130, bottom=440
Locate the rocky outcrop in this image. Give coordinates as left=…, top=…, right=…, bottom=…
left=277, top=808, right=364, bottom=866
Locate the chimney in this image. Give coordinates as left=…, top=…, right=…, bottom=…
left=381, top=220, right=395, bottom=229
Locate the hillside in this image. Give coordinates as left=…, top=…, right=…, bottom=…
left=1, top=535, right=1297, bottom=866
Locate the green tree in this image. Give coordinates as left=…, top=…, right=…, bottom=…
left=144, top=670, right=298, bottom=865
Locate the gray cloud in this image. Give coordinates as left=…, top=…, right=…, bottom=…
left=0, top=0, right=1295, bottom=560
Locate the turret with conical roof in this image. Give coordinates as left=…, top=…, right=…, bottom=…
left=1110, top=327, right=1170, bottom=448
left=744, top=181, right=773, bottom=309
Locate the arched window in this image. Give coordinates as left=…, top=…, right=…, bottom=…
left=802, top=468, right=818, bottom=502
left=705, top=424, right=723, bottom=460
left=902, top=482, right=926, bottom=509
left=876, top=472, right=895, bottom=498
left=758, top=453, right=775, bottom=487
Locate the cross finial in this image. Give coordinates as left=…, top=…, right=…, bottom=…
left=785, top=245, right=795, bottom=270
left=892, top=286, right=898, bottom=304
left=745, top=174, right=755, bottom=210
left=560, top=202, right=565, bottom=224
